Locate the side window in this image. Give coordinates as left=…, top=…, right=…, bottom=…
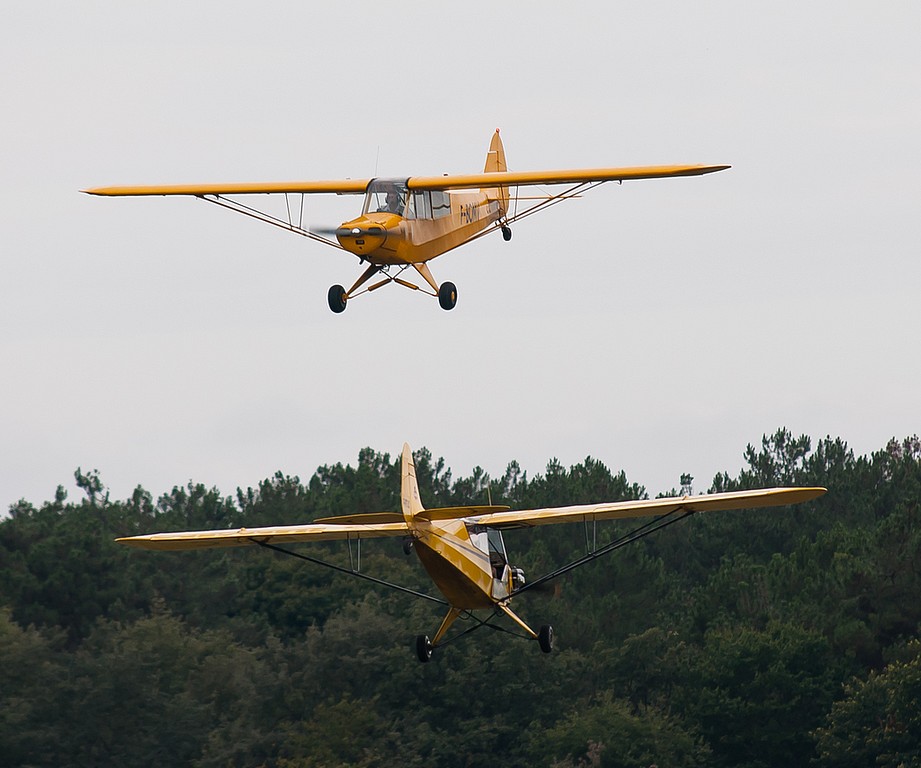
left=431, top=190, right=451, bottom=219
left=412, top=191, right=432, bottom=220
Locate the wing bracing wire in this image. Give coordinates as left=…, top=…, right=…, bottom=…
left=253, top=539, right=447, bottom=605
left=510, top=508, right=696, bottom=597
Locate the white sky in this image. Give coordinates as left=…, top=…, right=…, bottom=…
left=2, top=1, right=919, bottom=511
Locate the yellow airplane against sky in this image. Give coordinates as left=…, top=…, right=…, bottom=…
left=118, top=444, right=825, bottom=662
left=84, top=131, right=729, bottom=313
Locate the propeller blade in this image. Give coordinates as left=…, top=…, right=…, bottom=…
left=308, top=225, right=343, bottom=237
left=309, top=225, right=404, bottom=240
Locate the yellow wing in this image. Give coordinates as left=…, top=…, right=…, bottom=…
left=83, top=164, right=727, bottom=197
left=82, top=179, right=371, bottom=197
left=470, top=487, right=826, bottom=529
left=116, top=519, right=409, bottom=551
left=409, top=164, right=730, bottom=191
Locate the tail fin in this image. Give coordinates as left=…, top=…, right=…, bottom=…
left=483, top=128, right=510, bottom=214
left=483, top=128, right=508, bottom=174
left=401, top=443, right=425, bottom=524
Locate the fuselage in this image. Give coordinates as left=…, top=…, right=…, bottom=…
left=411, top=517, right=519, bottom=609
left=336, top=178, right=504, bottom=266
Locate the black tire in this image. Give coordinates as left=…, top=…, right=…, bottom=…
left=415, top=634, right=433, bottom=663
left=502, top=225, right=512, bottom=242
left=538, top=625, right=553, bottom=654
left=327, top=284, right=347, bottom=313
left=438, top=281, right=457, bottom=311
left=402, top=538, right=414, bottom=555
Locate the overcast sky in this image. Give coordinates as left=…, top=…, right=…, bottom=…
left=2, top=1, right=919, bottom=512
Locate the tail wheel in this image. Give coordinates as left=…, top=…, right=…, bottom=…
left=538, top=625, right=553, bottom=654
left=438, top=281, right=457, bottom=311
left=415, top=634, right=433, bottom=663
left=327, top=284, right=347, bottom=313
left=501, top=225, right=512, bottom=241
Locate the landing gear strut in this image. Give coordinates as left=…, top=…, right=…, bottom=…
left=414, top=605, right=553, bottom=662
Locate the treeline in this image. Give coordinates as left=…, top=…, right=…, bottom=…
left=1, top=428, right=919, bottom=767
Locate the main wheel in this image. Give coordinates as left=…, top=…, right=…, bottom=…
left=538, top=624, right=554, bottom=654
left=415, top=634, right=433, bottom=663
left=438, top=281, right=457, bottom=311
left=327, top=284, right=347, bottom=313
left=501, top=225, right=512, bottom=242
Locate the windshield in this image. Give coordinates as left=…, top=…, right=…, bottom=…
left=363, top=178, right=408, bottom=216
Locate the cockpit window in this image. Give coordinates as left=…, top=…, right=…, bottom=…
left=363, top=179, right=408, bottom=216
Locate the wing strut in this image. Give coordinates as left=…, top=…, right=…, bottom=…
left=199, top=194, right=346, bottom=251
left=253, top=540, right=448, bottom=605
left=511, top=507, right=696, bottom=597
left=504, top=180, right=607, bottom=228
left=455, top=180, right=607, bottom=250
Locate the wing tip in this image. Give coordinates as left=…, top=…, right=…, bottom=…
left=695, top=164, right=731, bottom=175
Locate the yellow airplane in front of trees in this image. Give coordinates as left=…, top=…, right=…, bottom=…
left=85, top=131, right=728, bottom=312
left=118, top=444, right=825, bottom=662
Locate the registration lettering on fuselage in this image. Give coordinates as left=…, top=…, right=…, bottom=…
left=460, top=202, right=479, bottom=224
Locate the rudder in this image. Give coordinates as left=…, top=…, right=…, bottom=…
left=483, top=129, right=510, bottom=214
left=401, top=443, right=425, bottom=524
left=484, top=128, right=508, bottom=174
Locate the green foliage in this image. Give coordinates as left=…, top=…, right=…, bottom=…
left=1, top=431, right=919, bottom=767
left=814, top=640, right=921, bottom=768
left=534, top=692, right=710, bottom=768
left=671, top=621, right=839, bottom=767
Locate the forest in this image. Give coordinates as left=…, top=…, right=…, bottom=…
left=2, top=428, right=920, bottom=768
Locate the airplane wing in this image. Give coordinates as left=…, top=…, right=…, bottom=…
left=408, top=164, right=729, bottom=191
left=470, top=487, right=826, bottom=529
left=82, top=179, right=371, bottom=197
left=116, top=519, right=409, bottom=551
left=83, top=165, right=727, bottom=197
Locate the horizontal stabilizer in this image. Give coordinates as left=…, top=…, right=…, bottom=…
left=313, top=512, right=405, bottom=525
left=418, top=505, right=512, bottom=522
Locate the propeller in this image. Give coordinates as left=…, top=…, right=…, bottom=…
left=309, top=225, right=380, bottom=238
left=309, top=225, right=405, bottom=240
left=520, top=579, right=559, bottom=597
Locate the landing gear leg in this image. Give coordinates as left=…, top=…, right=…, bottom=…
left=412, top=263, right=457, bottom=311
left=415, top=607, right=463, bottom=662
left=328, top=264, right=384, bottom=313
